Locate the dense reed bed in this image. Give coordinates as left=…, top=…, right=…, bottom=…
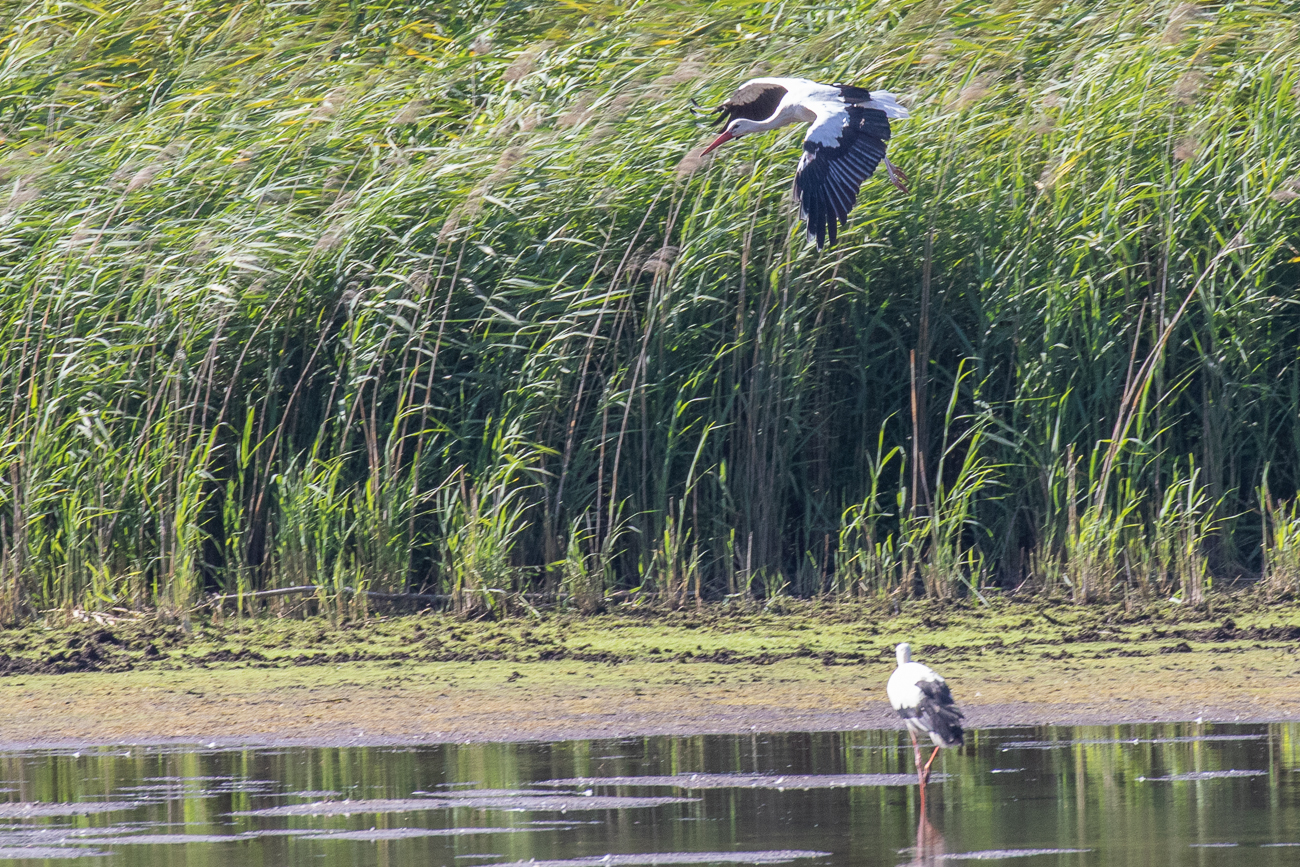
left=1, top=0, right=1299, bottom=618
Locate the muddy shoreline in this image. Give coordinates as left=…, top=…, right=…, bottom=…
left=3, top=651, right=1299, bottom=750
left=2, top=597, right=1299, bottom=748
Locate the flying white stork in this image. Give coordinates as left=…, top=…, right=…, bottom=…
left=887, top=642, right=964, bottom=787
left=700, top=77, right=910, bottom=249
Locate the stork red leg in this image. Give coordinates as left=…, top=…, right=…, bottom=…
left=920, top=746, right=941, bottom=785
left=884, top=159, right=910, bottom=195
left=909, top=730, right=923, bottom=778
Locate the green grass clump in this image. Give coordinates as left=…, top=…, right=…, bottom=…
left=1, top=0, right=1299, bottom=617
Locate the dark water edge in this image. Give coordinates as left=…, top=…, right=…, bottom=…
left=1, top=722, right=1299, bottom=865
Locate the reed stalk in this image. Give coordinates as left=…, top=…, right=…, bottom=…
left=0, top=0, right=1296, bottom=613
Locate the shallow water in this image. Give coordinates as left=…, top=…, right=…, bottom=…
left=2, top=722, right=1299, bottom=864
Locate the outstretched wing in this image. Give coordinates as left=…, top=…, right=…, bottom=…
left=710, top=79, right=788, bottom=126
left=794, top=104, right=893, bottom=249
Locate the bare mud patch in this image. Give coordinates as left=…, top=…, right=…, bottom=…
left=542, top=773, right=919, bottom=789
left=939, top=850, right=1091, bottom=861
left=483, top=853, right=832, bottom=867
left=0, top=802, right=138, bottom=818
left=1139, top=769, right=1267, bottom=781
left=234, top=793, right=697, bottom=817
left=0, top=847, right=108, bottom=859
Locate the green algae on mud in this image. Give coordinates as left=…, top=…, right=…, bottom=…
left=3, top=594, right=1295, bottom=674
left=1, top=595, right=1299, bottom=746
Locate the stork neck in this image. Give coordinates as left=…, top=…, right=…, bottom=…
left=895, top=643, right=912, bottom=666
left=732, top=103, right=814, bottom=136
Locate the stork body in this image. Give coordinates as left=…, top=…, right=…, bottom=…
left=887, top=643, right=964, bottom=788
left=702, top=77, right=909, bottom=249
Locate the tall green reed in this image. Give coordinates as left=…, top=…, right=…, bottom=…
left=0, top=0, right=1297, bottom=615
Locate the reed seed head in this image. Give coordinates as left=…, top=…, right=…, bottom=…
left=1029, top=116, right=1055, bottom=136
left=558, top=93, right=595, bottom=129
left=392, top=99, right=428, bottom=125
left=311, top=87, right=348, bottom=121
left=949, top=74, right=993, bottom=111
left=1163, top=3, right=1201, bottom=43
left=126, top=164, right=161, bottom=192
left=4, top=177, right=39, bottom=213
left=1172, top=69, right=1204, bottom=104
left=1173, top=136, right=1198, bottom=161
left=1271, top=178, right=1300, bottom=203
left=675, top=148, right=705, bottom=180
left=408, top=270, right=430, bottom=296
left=504, top=45, right=548, bottom=83
left=313, top=223, right=346, bottom=252
left=639, top=245, right=679, bottom=279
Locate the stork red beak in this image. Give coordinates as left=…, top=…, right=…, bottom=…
left=701, top=130, right=735, bottom=155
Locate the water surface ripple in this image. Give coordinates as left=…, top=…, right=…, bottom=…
left=0, top=721, right=1296, bottom=865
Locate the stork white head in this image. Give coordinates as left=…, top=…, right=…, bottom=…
left=701, top=118, right=770, bottom=155
left=895, top=643, right=912, bottom=666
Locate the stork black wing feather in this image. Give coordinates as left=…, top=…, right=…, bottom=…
left=833, top=83, right=874, bottom=104
left=714, top=82, right=787, bottom=126
left=915, top=679, right=965, bottom=747
left=794, top=105, right=893, bottom=249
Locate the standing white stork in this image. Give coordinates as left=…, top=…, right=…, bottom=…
left=700, top=77, right=910, bottom=249
left=887, top=642, right=964, bottom=787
